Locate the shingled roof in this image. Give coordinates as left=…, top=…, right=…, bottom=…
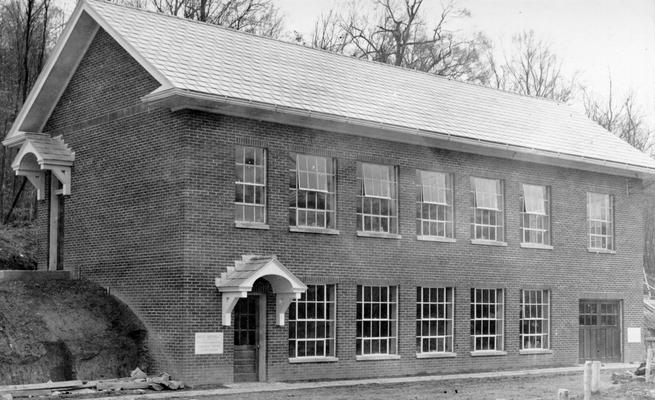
left=7, top=0, right=655, bottom=177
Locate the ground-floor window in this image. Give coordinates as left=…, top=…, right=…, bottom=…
left=520, top=289, right=550, bottom=350
left=416, top=287, right=454, bottom=354
left=470, top=288, right=504, bottom=351
left=356, top=285, right=398, bottom=355
left=288, top=284, right=336, bottom=358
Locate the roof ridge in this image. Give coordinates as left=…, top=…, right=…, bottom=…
left=86, top=0, right=564, bottom=106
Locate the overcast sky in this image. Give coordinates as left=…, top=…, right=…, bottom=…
left=275, top=0, right=655, bottom=125
left=55, top=0, right=655, bottom=127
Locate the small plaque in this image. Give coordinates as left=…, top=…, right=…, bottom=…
left=195, top=332, right=223, bottom=354
left=627, top=327, right=641, bottom=343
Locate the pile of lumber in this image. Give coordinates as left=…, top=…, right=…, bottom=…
left=0, top=369, right=184, bottom=398
left=645, top=298, right=655, bottom=335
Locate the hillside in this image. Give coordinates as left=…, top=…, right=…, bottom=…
left=0, top=278, right=150, bottom=385
left=0, top=223, right=37, bottom=270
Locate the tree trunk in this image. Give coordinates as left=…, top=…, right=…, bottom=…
left=22, top=0, right=35, bottom=103
left=38, top=0, right=50, bottom=73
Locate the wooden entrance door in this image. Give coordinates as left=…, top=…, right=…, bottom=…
left=233, top=296, right=259, bottom=382
left=579, top=300, right=621, bottom=363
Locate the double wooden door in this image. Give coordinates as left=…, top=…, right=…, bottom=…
left=579, top=300, right=621, bottom=363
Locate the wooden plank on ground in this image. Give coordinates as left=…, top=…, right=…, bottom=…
left=0, top=381, right=85, bottom=392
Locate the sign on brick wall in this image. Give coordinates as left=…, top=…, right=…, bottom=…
left=194, top=332, right=224, bottom=354
left=627, top=328, right=642, bottom=343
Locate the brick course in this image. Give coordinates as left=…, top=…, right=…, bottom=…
left=39, top=27, right=645, bottom=384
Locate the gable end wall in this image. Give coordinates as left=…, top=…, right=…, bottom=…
left=42, top=27, right=189, bottom=378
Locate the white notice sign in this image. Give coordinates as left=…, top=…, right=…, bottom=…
left=627, top=327, right=641, bottom=343
left=195, top=332, right=224, bottom=354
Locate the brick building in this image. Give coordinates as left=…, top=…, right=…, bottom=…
left=4, top=0, right=655, bottom=384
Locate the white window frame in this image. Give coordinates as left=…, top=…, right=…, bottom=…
left=416, top=287, right=454, bottom=354
left=288, top=284, right=337, bottom=359
left=470, top=288, right=504, bottom=352
left=357, top=163, right=398, bottom=235
left=520, top=184, right=550, bottom=246
left=234, top=146, right=266, bottom=224
left=471, top=178, right=504, bottom=242
left=587, top=192, right=614, bottom=251
left=520, top=289, right=550, bottom=350
left=356, top=285, right=398, bottom=356
left=416, top=171, right=454, bottom=239
left=289, top=154, right=337, bottom=230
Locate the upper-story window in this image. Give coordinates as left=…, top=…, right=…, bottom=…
left=235, top=146, right=266, bottom=224
left=587, top=192, right=614, bottom=251
left=356, top=163, right=398, bottom=235
left=471, top=177, right=504, bottom=242
left=289, top=154, right=337, bottom=230
left=520, top=184, right=550, bottom=246
left=416, top=171, right=454, bottom=239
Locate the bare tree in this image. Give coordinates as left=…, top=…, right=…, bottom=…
left=0, top=0, right=61, bottom=224
left=310, top=0, right=490, bottom=82
left=486, top=30, right=576, bottom=102
left=310, top=9, right=348, bottom=53
left=582, top=78, right=652, bottom=152
left=140, top=0, right=284, bottom=37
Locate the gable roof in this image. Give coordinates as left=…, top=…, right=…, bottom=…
left=7, top=0, right=655, bottom=178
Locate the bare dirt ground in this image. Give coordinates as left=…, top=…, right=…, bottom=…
left=190, top=370, right=655, bottom=400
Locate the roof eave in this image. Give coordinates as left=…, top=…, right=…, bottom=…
left=143, top=88, right=655, bottom=180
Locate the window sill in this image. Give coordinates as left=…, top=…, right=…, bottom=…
left=470, top=350, right=507, bottom=357
left=288, top=356, right=339, bottom=364
left=587, top=248, right=616, bottom=254
left=356, top=354, right=401, bottom=361
left=520, top=243, right=554, bottom=250
left=234, top=221, right=270, bottom=230
left=470, top=239, right=507, bottom=247
left=417, top=236, right=456, bottom=243
left=519, top=349, right=553, bottom=355
left=289, top=226, right=339, bottom=235
left=357, top=231, right=401, bottom=239
left=416, top=352, right=457, bottom=359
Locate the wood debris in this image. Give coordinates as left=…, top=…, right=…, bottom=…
left=0, top=368, right=185, bottom=398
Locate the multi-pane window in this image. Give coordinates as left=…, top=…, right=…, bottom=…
left=235, top=146, right=266, bottom=223
left=587, top=192, right=614, bottom=250
left=520, top=290, right=550, bottom=350
left=289, top=155, right=337, bottom=229
left=471, top=177, right=504, bottom=241
left=356, top=163, right=398, bottom=234
left=470, top=288, right=504, bottom=351
left=356, top=285, right=397, bottom=356
left=416, top=287, right=454, bottom=354
left=416, top=171, right=454, bottom=238
left=288, top=284, right=336, bottom=358
left=520, top=184, right=550, bottom=245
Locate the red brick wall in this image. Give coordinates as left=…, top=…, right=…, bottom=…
left=179, top=111, right=645, bottom=383
left=43, top=28, right=188, bottom=378
left=39, top=26, right=645, bottom=384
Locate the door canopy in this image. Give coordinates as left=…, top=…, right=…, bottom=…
left=4, top=133, right=74, bottom=200
left=215, top=255, right=307, bottom=327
